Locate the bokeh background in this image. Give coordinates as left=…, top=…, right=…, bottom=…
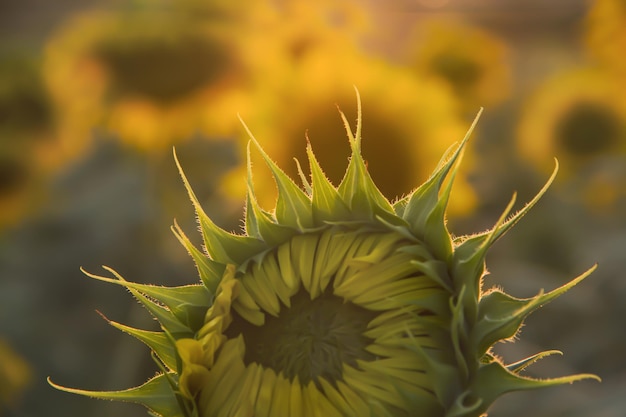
left=1, top=0, right=625, bottom=416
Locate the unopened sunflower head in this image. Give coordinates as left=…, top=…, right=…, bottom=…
left=50, top=93, right=599, bottom=417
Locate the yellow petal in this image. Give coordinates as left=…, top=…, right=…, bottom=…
left=254, top=366, right=278, bottom=417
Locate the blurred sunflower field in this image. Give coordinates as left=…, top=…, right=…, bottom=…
left=0, top=0, right=624, bottom=416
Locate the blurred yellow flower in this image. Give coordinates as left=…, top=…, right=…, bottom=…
left=223, top=51, right=475, bottom=216
left=584, top=0, right=626, bottom=77
left=517, top=67, right=626, bottom=212
left=405, top=19, right=512, bottom=112
left=517, top=68, right=626, bottom=176
left=44, top=5, right=251, bottom=156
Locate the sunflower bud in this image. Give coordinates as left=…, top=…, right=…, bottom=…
left=50, top=93, right=599, bottom=417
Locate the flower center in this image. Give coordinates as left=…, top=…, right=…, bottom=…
left=431, top=52, right=482, bottom=94
left=555, top=101, right=620, bottom=156
left=96, top=33, right=231, bottom=103
left=226, top=287, right=377, bottom=386
left=198, top=228, right=448, bottom=415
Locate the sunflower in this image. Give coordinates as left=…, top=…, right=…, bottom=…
left=44, top=4, right=251, bottom=154
left=50, top=96, right=598, bottom=416
left=516, top=68, right=626, bottom=178
left=405, top=19, right=512, bottom=112
left=222, top=48, right=476, bottom=216
left=584, top=0, right=626, bottom=78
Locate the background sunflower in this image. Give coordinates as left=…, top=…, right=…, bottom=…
left=43, top=2, right=253, bottom=154
left=516, top=67, right=626, bottom=212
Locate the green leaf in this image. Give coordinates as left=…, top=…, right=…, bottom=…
left=48, top=373, right=186, bottom=417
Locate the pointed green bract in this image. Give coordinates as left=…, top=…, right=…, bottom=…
left=450, top=285, right=470, bottom=381
left=240, top=117, right=314, bottom=230
left=82, top=267, right=212, bottom=330
left=307, top=142, right=352, bottom=223
left=469, top=361, right=600, bottom=417
left=337, top=89, right=396, bottom=222
left=171, top=221, right=225, bottom=295
left=48, top=374, right=184, bottom=417
left=452, top=159, right=559, bottom=286
left=81, top=267, right=194, bottom=336
left=505, top=350, right=562, bottom=374
left=244, top=142, right=297, bottom=246
left=245, top=187, right=296, bottom=246
left=403, top=109, right=481, bottom=261
left=453, top=192, right=518, bottom=296
left=294, top=154, right=313, bottom=196
left=472, top=264, right=597, bottom=357
left=105, top=318, right=179, bottom=371
left=174, top=149, right=267, bottom=265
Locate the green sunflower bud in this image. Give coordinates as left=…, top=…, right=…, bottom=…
left=49, top=91, right=599, bottom=417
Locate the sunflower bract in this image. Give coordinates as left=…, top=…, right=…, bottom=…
left=49, top=92, right=599, bottom=417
